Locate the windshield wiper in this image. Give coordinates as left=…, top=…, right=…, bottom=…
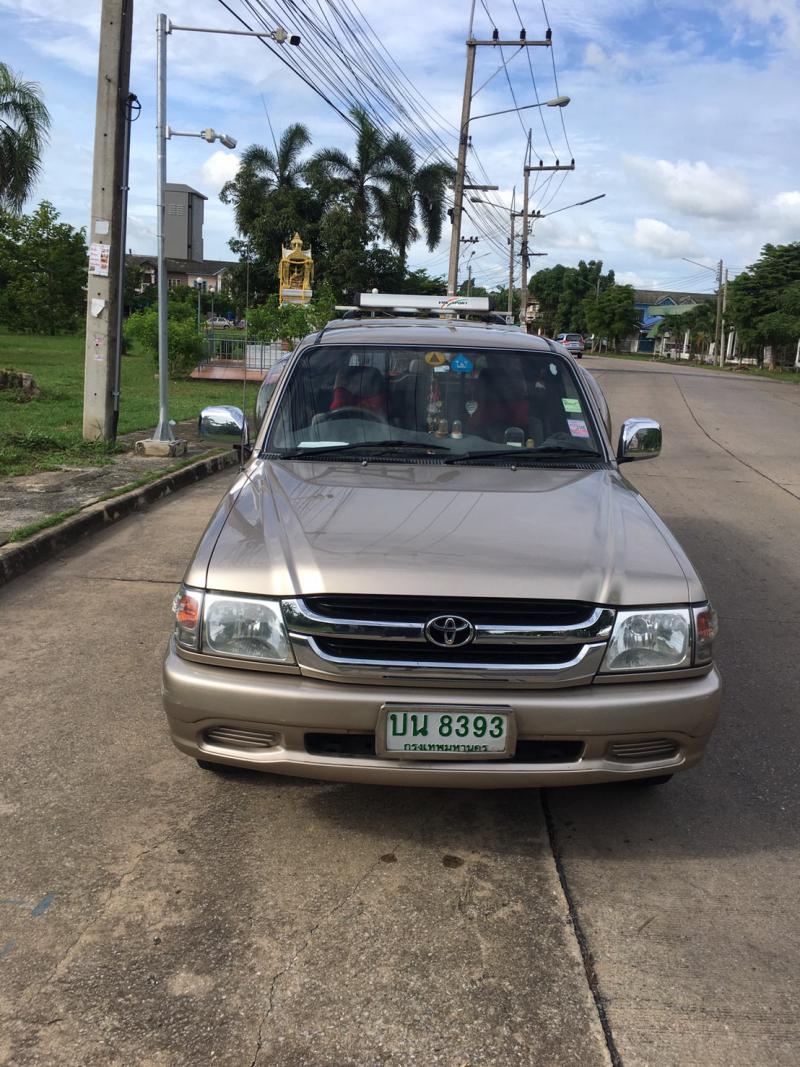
left=270, top=440, right=452, bottom=460
left=445, top=445, right=603, bottom=465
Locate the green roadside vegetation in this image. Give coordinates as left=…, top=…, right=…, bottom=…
left=598, top=349, right=800, bottom=384
left=0, top=331, right=248, bottom=476
left=7, top=507, right=81, bottom=543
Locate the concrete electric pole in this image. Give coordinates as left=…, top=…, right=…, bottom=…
left=520, top=151, right=573, bottom=330
left=82, top=0, right=134, bottom=442
left=447, top=3, right=554, bottom=295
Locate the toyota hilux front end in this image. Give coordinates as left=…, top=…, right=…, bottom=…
left=162, top=314, right=720, bottom=787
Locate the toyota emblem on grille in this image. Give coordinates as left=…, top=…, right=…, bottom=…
left=424, top=615, right=475, bottom=648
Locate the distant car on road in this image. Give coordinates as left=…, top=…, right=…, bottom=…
left=555, top=332, right=585, bottom=358
left=205, top=317, right=232, bottom=329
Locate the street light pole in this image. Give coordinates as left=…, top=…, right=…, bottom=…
left=140, top=14, right=297, bottom=454
left=681, top=256, right=724, bottom=364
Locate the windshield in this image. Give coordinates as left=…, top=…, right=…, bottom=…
left=263, top=344, right=602, bottom=461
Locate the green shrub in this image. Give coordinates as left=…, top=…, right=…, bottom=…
left=123, top=302, right=204, bottom=378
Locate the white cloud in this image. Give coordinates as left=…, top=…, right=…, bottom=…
left=633, top=218, right=699, bottom=259
left=726, top=0, right=800, bottom=49
left=200, top=151, right=241, bottom=192
left=770, top=190, right=800, bottom=222
left=624, top=157, right=751, bottom=220
left=584, top=43, right=608, bottom=67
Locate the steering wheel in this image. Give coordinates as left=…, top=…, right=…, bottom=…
left=315, top=406, right=387, bottom=424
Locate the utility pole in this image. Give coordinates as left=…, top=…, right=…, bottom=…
left=82, top=0, right=134, bottom=441
left=508, top=189, right=516, bottom=319
left=719, top=266, right=728, bottom=368
left=447, top=3, right=553, bottom=295
left=520, top=133, right=532, bottom=328
left=714, top=258, right=724, bottom=366
left=520, top=153, right=573, bottom=331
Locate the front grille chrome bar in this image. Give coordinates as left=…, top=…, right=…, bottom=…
left=282, top=598, right=614, bottom=646
left=290, top=634, right=608, bottom=688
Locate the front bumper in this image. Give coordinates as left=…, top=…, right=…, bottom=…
left=162, top=642, right=721, bottom=788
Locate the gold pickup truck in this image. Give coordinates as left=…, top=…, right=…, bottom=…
left=162, top=310, right=720, bottom=788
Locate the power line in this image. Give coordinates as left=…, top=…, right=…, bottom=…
left=214, top=0, right=357, bottom=125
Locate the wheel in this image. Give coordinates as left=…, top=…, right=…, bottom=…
left=624, top=773, right=673, bottom=787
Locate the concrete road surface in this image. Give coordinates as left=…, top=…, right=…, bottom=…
left=1, top=358, right=798, bottom=1066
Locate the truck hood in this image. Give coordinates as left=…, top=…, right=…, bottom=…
left=199, top=458, right=702, bottom=606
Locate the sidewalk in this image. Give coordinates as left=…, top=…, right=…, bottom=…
left=0, top=419, right=232, bottom=544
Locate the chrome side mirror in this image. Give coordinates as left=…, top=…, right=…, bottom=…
left=199, top=405, right=250, bottom=452
left=617, top=417, right=661, bottom=462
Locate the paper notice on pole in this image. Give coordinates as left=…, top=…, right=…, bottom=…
left=94, top=219, right=110, bottom=236
left=90, top=298, right=105, bottom=317
left=89, top=242, right=110, bottom=277
left=93, top=334, right=106, bottom=361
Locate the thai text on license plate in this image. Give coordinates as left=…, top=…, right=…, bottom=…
left=380, top=706, right=513, bottom=758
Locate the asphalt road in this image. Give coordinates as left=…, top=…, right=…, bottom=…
left=1, top=357, right=798, bottom=1066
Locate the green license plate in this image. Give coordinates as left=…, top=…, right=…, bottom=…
left=378, top=705, right=514, bottom=760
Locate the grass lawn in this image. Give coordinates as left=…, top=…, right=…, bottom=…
left=0, top=331, right=252, bottom=476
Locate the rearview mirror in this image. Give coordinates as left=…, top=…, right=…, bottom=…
left=617, top=418, right=661, bottom=462
left=199, top=405, right=250, bottom=453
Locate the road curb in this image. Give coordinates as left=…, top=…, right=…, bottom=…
left=0, top=449, right=239, bottom=590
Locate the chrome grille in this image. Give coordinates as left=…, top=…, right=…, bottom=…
left=283, top=597, right=614, bottom=688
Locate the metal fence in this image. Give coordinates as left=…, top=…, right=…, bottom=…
left=200, top=334, right=285, bottom=372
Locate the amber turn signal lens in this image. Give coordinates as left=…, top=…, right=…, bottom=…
left=176, top=594, right=200, bottom=628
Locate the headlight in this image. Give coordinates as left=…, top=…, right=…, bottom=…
left=173, top=587, right=203, bottom=651
left=601, top=608, right=691, bottom=672
left=202, top=593, right=294, bottom=664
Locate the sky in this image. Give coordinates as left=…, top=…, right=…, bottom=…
left=2, top=0, right=800, bottom=296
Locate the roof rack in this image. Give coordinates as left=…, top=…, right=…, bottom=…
left=359, top=292, right=491, bottom=314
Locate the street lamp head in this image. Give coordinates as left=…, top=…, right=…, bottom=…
left=218, top=133, right=237, bottom=150
left=546, top=96, right=570, bottom=107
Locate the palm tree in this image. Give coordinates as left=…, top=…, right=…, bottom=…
left=311, top=109, right=453, bottom=265
left=308, top=107, right=410, bottom=230
left=384, top=148, right=455, bottom=264
left=221, top=122, right=311, bottom=234
left=0, top=62, right=51, bottom=213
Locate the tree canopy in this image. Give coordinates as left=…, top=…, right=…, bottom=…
left=726, top=242, right=800, bottom=362
left=0, top=201, right=86, bottom=333
left=222, top=107, right=454, bottom=302
left=527, top=260, right=615, bottom=335
left=583, top=284, right=639, bottom=346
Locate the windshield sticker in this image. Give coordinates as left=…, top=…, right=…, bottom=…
left=451, top=353, right=474, bottom=373
left=562, top=397, right=582, bottom=413
left=424, top=350, right=447, bottom=366
left=567, top=419, right=590, bottom=439
left=433, top=364, right=450, bottom=373
left=549, top=363, right=558, bottom=375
